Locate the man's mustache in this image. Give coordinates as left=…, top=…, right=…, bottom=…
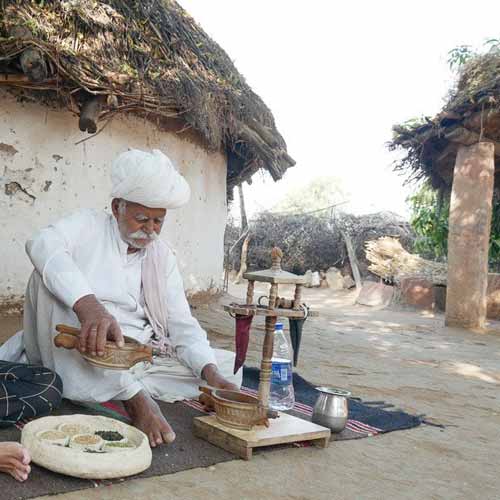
left=127, top=230, right=159, bottom=240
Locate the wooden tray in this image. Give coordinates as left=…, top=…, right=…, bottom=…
left=193, top=412, right=330, bottom=460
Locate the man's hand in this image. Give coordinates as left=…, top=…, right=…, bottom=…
left=201, top=364, right=238, bottom=391
left=73, top=294, right=124, bottom=357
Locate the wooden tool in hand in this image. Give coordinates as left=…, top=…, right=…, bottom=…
left=54, top=324, right=156, bottom=370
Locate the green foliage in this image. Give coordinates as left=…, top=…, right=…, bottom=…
left=485, top=38, right=500, bottom=53
left=448, top=45, right=475, bottom=71
left=489, top=202, right=500, bottom=268
left=408, top=185, right=449, bottom=259
left=408, top=184, right=500, bottom=269
left=272, top=176, right=347, bottom=214
left=448, top=37, right=500, bottom=71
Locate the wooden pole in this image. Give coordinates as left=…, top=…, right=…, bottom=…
left=79, top=96, right=103, bottom=134
left=234, top=234, right=251, bottom=284
left=341, top=230, right=362, bottom=290
left=445, top=142, right=495, bottom=329
left=258, top=283, right=279, bottom=409
left=9, top=26, right=47, bottom=83
left=293, top=284, right=302, bottom=310
left=238, top=183, right=248, bottom=233
left=246, top=280, right=255, bottom=305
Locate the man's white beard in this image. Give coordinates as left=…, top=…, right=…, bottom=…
left=117, top=218, right=159, bottom=249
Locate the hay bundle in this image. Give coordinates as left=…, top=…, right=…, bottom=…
left=365, top=237, right=447, bottom=285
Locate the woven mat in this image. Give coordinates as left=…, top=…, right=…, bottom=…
left=0, top=368, right=423, bottom=499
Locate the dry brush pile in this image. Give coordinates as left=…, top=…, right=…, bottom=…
left=225, top=211, right=415, bottom=277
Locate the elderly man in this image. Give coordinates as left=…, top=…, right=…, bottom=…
left=16, top=149, right=241, bottom=447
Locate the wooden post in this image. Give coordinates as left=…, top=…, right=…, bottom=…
left=234, top=234, right=251, bottom=284
left=259, top=315, right=276, bottom=409
left=9, top=26, right=47, bottom=82
left=258, top=283, right=278, bottom=408
left=79, top=96, right=104, bottom=134
left=341, top=231, right=362, bottom=290
left=293, top=284, right=302, bottom=310
left=445, top=142, right=495, bottom=329
left=246, top=280, right=255, bottom=305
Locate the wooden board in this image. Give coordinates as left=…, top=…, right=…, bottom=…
left=223, top=305, right=318, bottom=319
left=193, top=412, right=330, bottom=460
left=243, top=271, right=307, bottom=285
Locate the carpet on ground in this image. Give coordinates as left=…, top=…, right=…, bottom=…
left=0, top=367, right=422, bottom=499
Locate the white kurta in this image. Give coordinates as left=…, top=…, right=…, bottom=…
left=11, top=209, right=241, bottom=403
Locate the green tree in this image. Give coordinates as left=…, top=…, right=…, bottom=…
left=408, top=185, right=449, bottom=259
left=408, top=183, right=500, bottom=270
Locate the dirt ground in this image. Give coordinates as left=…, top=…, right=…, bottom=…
left=1, top=283, right=499, bottom=500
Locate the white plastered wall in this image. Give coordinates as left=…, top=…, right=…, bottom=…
left=0, top=90, right=227, bottom=306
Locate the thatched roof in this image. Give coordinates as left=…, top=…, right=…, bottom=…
left=0, top=0, right=295, bottom=192
left=390, top=52, right=500, bottom=191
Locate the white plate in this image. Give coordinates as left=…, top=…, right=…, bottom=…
left=21, top=414, right=152, bottom=479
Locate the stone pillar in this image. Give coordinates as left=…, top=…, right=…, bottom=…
left=445, top=142, right=495, bottom=329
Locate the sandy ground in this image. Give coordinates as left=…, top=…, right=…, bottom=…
left=1, top=283, right=499, bottom=500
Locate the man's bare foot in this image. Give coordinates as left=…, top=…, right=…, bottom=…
left=0, top=442, right=31, bottom=482
left=123, top=390, right=175, bottom=448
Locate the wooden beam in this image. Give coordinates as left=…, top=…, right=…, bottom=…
left=79, top=96, right=104, bottom=134
left=436, top=143, right=458, bottom=164
left=444, top=127, right=500, bottom=155
left=0, top=74, right=29, bottom=83
left=9, top=26, right=47, bottom=83
left=20, top=49, right=48, bottom=82
left=341, top=230, right=362, bottom=290
left=463, top=108, right=500, bottom=132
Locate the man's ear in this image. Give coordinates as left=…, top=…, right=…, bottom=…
left=111, top=198, right=120, bottom=218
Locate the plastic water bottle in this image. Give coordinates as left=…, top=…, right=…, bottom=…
left=269, top=322, right=295, bottom=410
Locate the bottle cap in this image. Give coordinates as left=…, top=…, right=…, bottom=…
left=275, top=322, right=283, bottom=330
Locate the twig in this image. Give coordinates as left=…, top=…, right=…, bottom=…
left=229, top=228, right=250, bottom=255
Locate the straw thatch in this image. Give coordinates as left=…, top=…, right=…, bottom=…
left=390, top=52, right=500, bottom=191
left=0, top=0, right=295, bottom=191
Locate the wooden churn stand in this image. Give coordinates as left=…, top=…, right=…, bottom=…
left=193, top=248, right=330, bottom=459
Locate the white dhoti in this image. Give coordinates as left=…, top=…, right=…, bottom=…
left=17, top=272, right=242, bottom=403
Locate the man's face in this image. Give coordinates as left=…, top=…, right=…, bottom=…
left=112, top=199, right=166, bottom=249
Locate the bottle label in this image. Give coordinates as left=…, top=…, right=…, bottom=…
left=271, top=360, right=292, bottom=386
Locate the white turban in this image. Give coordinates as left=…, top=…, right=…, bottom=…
left=110, top=149, right=190, bottom=209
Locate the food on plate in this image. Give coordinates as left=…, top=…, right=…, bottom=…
left=94, top=430, right=127, bottom=443
left=36, top=429, right=70, bottom=446
left=58, top=423, right=92, bottom=437
left=69, top=433, right=104, bottom=451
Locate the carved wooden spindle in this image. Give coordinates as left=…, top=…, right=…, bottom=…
left=293, top=284, right=303, bottom=310
left=269, top=283, right=279, bottom=309
left=258, top=315, right=277, bottom=409
left=271, top=247, right=283, bottom=271
left=246, top=280, right=255, bottom=305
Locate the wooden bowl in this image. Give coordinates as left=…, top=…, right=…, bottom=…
left=54, top=324, right=153, bottom=370
left=199, top=387, right=278, bottom=431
